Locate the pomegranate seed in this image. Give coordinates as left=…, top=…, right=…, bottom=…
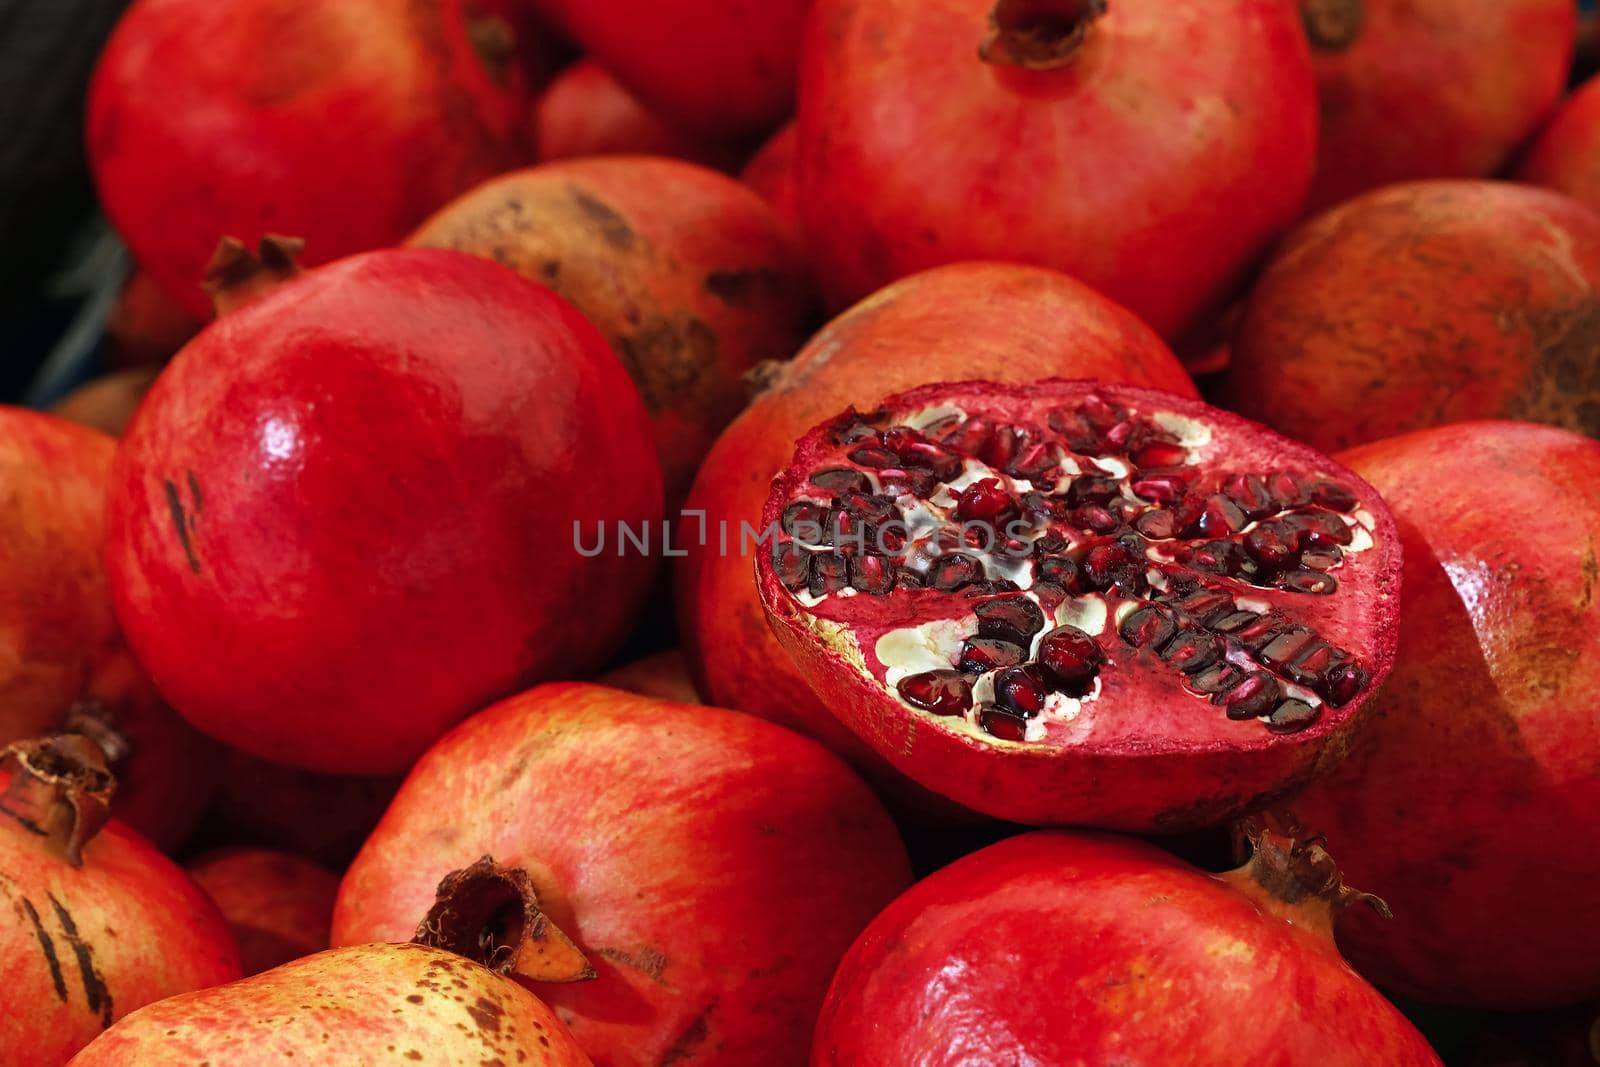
left=1309, top=479, right=1358, bottom=512
left=898, top=442, right=962, bottom=480
left=879, top=468, right=937, bottom=498
left=1130, top=473, right=1188, bottom=504
left=1032, top=532, right=1069, bottom=555
left=1221, top=473, right=1274, bottom=519
left=880, top=426, right=929, bottom=453
left=1037, top=625, right=1103, bottom=692
left=955, top=478, right=1017, bottom=524
left=1267, top=698, right=1319, bottom=732
left=978, top=703, right=1029, bottom=741
left=896, top=670, right=972, bottom=716
left=963, top=578, right=1021, bottom=597
left=1134, top=509, right=1181, bottom=539
left=1133, top=440, right=1189, bottom=468
left=930, top=553, right=984, bottom=591
left=1275, top=569, right=1339, bottom=595
left=974, top=595, right=1046, bottom=645
left=1284, top=509, right=1353, bottom=547
left=958, top=637, right=1028, bottom=673
left=1185, top=539, right=1247, bottom=577
left=1266, top=470, right=1308, bottom=509
left=1035, top=555, right=1081, bottom=592
left=1259, top=627, right=1316, bottom=668
left=1230, top=612, right=1291, bottom=651
left=848, top=445, right=899, bottom=469
left=838, top=490, right=897, bottom=524
left=1244, top=522, right=1297, bottom=567
left=1299, top=545, right=1343, bottom=571
left=1196, top=494, right=1247, bottom=536
left=1007, top=441, right=1058, bottom=479
left=1323, top=662, right=1368, bottom=707
left=980, top=426, right=1024, bottom=470
left=1118, top=606, right=1176, bottom=649
left=810, top=467, right=869, bottom=492
left=939, top=416, right=994, bottom=456
left=1211, top=610, right=1260, bottom=634
left=1078, top=395, right=1124, bottom=433
left=993, top=664, right=1051, bottom=716
left=1219, top=672, right=1280, bottom=719
left=895, top=569, right=926, bottom=590
left=781, top=501, right=828, bottom=538
left=1283, top=641, right=1338, bottom=687
left=1068, top=475, right=1119, bottom=504
left=1046, top=408, right=1100, bottom=453
left=1188, top=661, right=1245, bottom=696
left=1169, top=589, right=1234, bottom=626
left=808, top=553, right=850, bottom=596
left=775, top=543, right=809, bottom=591
left=1072, top=505, right=1122, bottom=535
left=1159, top=629, right=1222, bottom=674
left=849, top=554, right=897, bottom=595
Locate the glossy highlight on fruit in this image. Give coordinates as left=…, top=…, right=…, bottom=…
left=106, top=248, right=662, bottom=775
left=757, top=379, right=1401, bottom=828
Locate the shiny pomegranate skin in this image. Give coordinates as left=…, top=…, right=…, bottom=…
left=1303, top=0, right=1575, bottom=213
left=1222, top=181, right=1600, bottom=452
left=1287, top=422, right=1600, bottom=1010
left=87, top=0, right=543, bottom=318
left=527, top=0, right=810, bottom=138
left=333, top=682, right=912, bottom=1066
left=188, top=848, right=339, bottom=976
left=106, top=249, right=661, bottom=775
left=795, top=0, right=1318, bottom=337
left=1519, top=72, right=1600, bottom=213
left=68, top=943, right=591, bottom=1066
left=533, top=59, right=743, bottom=170
left=815, top=831, right=1441, bottom=1065
left=0, top=410, right=119, bottom=748
left=677, top=263, right=1194, bottom=767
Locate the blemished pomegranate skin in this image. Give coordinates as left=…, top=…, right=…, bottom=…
left=87, top=0, right=543, bottom=319
left=333, top=683, right=913, bottom=1067
left=1287, top=422, right=1600, bottom=1010
left=814, top=831, right=1442, bottom=1066
left=676, top=262, right=1195, bottom=773
left=795, top=0, right=1319, bottom=338
left=106, top=248, right=661, bottom=776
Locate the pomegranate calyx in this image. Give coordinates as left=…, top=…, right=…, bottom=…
left=202, top=234, right=306, bottom=317
left=1224, top=818, right=1390, bottom=938
left=980, top=0, right=1107, bottom=70
left=0, top=735, right=116, bottom=867
left=413, top=855, right=596, bottom=984
left=1300, top=0, right=1364, bottom=51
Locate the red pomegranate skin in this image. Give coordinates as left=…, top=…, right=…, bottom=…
left=105, top=271, right=199, bottom=368
left=528, top=0, right=810, bottom=139
left=409, top=156, right=813, bottom=503
left=1304, top=0, right=1575, bottom=213
left=1286, top=422, right=1600, bottom=1010
left=741, top=122, right=800, bottom=237
left=756, top=379, right=1403, bottom=830
left=534, top=59, right=744, bottom=170
left=676, top=263, right=1195, bottom=764
left=795, top=0, right=1318, bottom=337
left=0, top=775, right=240, bottom=1064
left=1519, top=72, right=1600, bottom=213
left=1222, top=181, right=1600, bottom=452
left=87, top=0, right=543, bottom=319
left=0, top=410, right=118, bottom=748
left=68, top=943, right=592, bottom=1065
left=596, top=648, right=702, bottom=705
left=188, top=848, right=339, bottom=976
left=815, top=831, right=1441, bottom=1065
left=106, top=249, right=662, bottom=775
left=50, top=367, right=161, bottom=439
left=333, top=683, right=913, bottom=1066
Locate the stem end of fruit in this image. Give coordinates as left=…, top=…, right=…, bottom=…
left=980, top=0, right=1107, bottom=71
left=0, top=734, right=116, bottom=867
left=203, top=234, right=305, bottom=317
left=414, top=855, right=596, bottom=984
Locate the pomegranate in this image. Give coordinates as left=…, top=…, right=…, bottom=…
left=203, top=749, right=402, bottom=869
left=1301, top=0, right=1575, bottom=213
left=1283, top=421, right=1600, bottom=1010
left=596, top=649, right=701, bottom=704
left=795, top=0, right=1318, bottom=337
left=1518, top=72, right=1600, bottom=213
left=105, top=270, right=199, bottom=368
left=527, top=0, right=809, bottom=138
left=1222, top=181, right=1600, bottom=452
left=106, top=247, right=661, bottom=775
left=534, top=59, right=744, bottom=170
left=72, top=859, right=593, bottom=1064
left=49, top=367, right=160, bottom=439
left=815, top=827, right=1441, bottom=1065
left=410, top=156, right=812, bottom=501
left=333, top=682, right=913, bottom=1065
left=88, top=0, right=546, bottom=318
left=0, top=736, right=240, bottom=1064
left=741, top=122, right=800, bottom=237
left=188, top=848, right=339, bottom=976
left=677, top=262, right=1196, bottom=767
left=756, top=379, right=1402, bottom=828
left=0, top=410, right=118, bottom=749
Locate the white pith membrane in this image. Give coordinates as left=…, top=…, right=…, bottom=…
left=767, top=388, right=1386, bottom=748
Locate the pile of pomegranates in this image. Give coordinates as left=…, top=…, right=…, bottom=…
left=1, top=0, right=1596, bottom=1059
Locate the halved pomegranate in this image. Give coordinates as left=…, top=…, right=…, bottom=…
left=756, top=380, right=1401, bottom=828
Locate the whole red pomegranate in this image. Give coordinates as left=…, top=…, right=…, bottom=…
left=742, top=122, right=800, bottom=237
left=1301, top=0, right=1575, bottom=213
left=0, top=736, right=240, bottom=1064
left=410, top=156, right=812, bottom=502
left=1518, top=72, right=1600, bottom=213
left=1222, top=181, right=1600, bottom=452
left=795, top=0, right=1318, bottom=337
left=757, top=379, right=1402, bottom=828
left=527, top=0, right=809, bottom=138
left=816, top=828, right=1441, bottom=1065
left=596, top=649, right=701, bottom=704
left=677, top=262, right=1196, bottom=767
left=88, top=0, right=545, bottom=318
left=333, top=682, right=913, bottom=1066
left=188, top=848, right=340, bottom=976
left=50, top=367, right=160, bottom=439
left=106, top=248, right=661, bottom=775
left=534, top=59, right=743, bottom=170
left=0, top=410, right=117, bottom=748
left=1284, top=422, right=1600, bottom=1010
left=71, top=859, right=593, bottom=1066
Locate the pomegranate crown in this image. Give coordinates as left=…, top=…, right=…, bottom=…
left=0, top=734, right=116, bottom=867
